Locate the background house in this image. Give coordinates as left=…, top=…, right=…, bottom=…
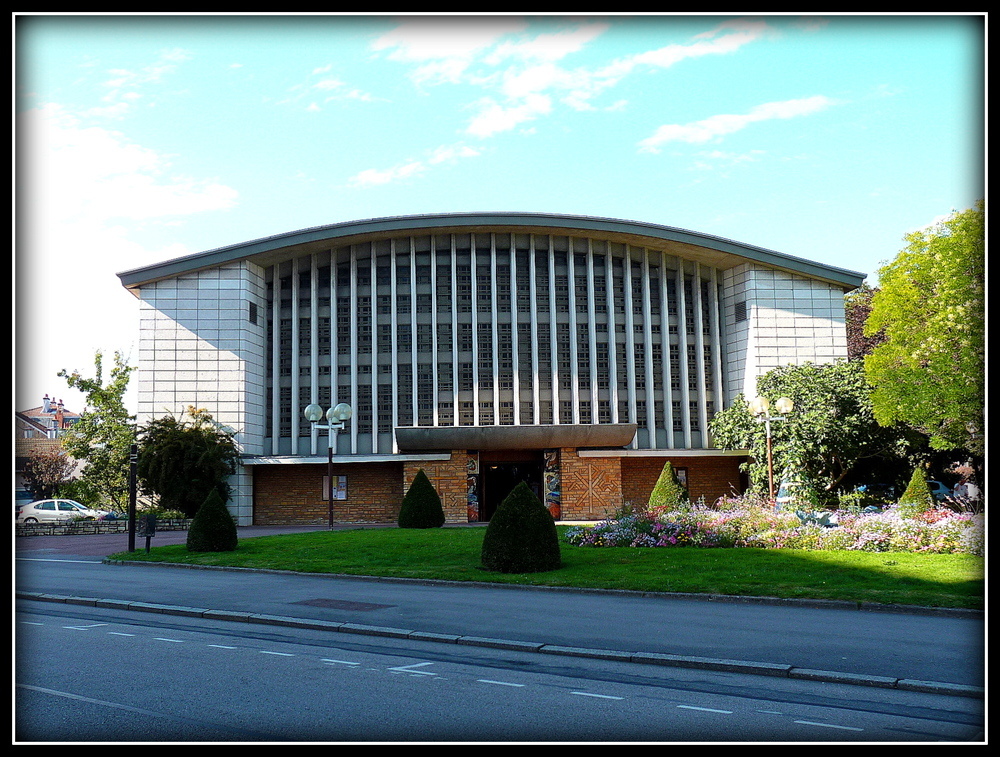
left=15, top=395, right=82, bottom=498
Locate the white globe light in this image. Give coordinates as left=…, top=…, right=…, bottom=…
left=775, top=397, right=795, bottom=414
left=330, top=403, right=353, bottom=422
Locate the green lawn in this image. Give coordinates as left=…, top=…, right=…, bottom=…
left=107, top=526, right=984, bottom=610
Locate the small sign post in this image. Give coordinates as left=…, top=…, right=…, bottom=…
left=138, top=514, right=156, bottom=553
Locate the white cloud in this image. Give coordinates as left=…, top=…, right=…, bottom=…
left=22, top=104, right=238, bottom=223
left=284, top=65, right=379, bottom=109
left=466, top=93, right=553, bottom=138
left=374, top=17, right=776, bottom=140
left=371, top=16, right=529, bottom=85
left=348, top=160, right=426, bottom=187
left=347, top=141, right=482, bottom=187
left=638, top=95, right=835, bottom=152
left=97, top=47, right=194, bottom=117
left=484, top=21, right=609, bottom=65
left=15, top=103, right=239, bottom=410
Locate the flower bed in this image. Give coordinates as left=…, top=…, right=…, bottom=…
left=564, top=503, right=984, bottom=556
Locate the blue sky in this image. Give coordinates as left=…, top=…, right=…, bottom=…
left=14, top=13, right=985, bottom=413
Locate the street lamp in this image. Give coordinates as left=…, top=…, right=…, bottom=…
left=749, top=396, right=795, bottom=500
left=303, top=403, right=353, bottom=527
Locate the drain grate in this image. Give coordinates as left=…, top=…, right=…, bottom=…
left=293, top=598, right=394, bottom=612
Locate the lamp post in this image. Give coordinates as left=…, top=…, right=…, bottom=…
left=749, top=396, right=794, bottom=500
left=303, top=403, right=353, bottom=528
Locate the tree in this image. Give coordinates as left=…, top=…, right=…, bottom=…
left=710, top=360, right=916, bottom=502
left=398, top=469, right=446, bottom=528
left=647, top=461, right=689, bottom=512
left=864, top=201, right=985, bottom=456
left=22, top=446, right=77, bottom=500
left=481, top=482, right=561, bottom=574
left=58, top=351, right=135, bottom=510
left=897, top=466, right=935, bottom=518
left=186, top=489, right=239, bottom=552
left=136, top=406, right=240, bottom=517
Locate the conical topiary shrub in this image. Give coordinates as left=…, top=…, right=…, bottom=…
left=647, top=461, right=689, bottom=512
left=897, top=466, right=935, bottom=518
left=186, top=488, right=238, bottom=552
left=398, top=469, right=446, bottom=528
left=481, top=481, right=561, bottom=573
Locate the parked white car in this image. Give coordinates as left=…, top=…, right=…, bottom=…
left=16, top=499, right=110, bottom=523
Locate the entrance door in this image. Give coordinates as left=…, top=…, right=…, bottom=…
left=480, top=459, right=543, bottom=522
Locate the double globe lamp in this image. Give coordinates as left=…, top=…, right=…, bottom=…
left=749, top=396, right=795, bottom=500
left=302, top=402, right=353, bottom=527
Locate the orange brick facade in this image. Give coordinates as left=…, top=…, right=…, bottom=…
left=250, top=450, right=748, bottom=524
left=402, top=452, right=469, bottom=523
left=620, top=455, right=747, bottom=509
left=253, top=461, right=405, bottom=525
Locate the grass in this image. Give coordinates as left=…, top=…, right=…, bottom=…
left=106, top=525, right=985, bottom=611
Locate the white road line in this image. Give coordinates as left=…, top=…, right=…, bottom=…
left=208, top=644, right=238, bottom=649
left=571, top=692, right=624, bottom=700
left=322, top=659, right=361, bottom=666
left=477, top=680, right=526, bottom=687
left=108, top=632, right=136, bottom=637
left=63, top=623, right=110, bottom=630
left=388, top=662, right=437, bottom=676
left=260, top=650, right=295, bottom=657
left=153, top=637, right=185, bottom=643
left=794, top=720, right=864, bottom=732
left=677, top=705, right=734, bottom=714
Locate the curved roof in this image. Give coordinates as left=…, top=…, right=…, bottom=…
left=117, top=212, right=866, bottom=290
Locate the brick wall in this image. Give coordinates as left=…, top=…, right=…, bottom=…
left=558, top=448, right=624, bottom=520
left=253, top=461, right=404, bottom=524
left=403, top=452, right=469, bottom=523
left=250, top=452, right=748, bottom=524
left=621, top=455, right=747, bottom=509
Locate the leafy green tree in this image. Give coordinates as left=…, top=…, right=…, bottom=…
left=136, top=406, right=240, bottom=518
left=58, top=351, right=135, bottom=510
left=398, top=469, right=446, bottom=528
left=22, top=446, right=77, bottom=500
left=186, top=489, right=239, bottom=552
left=710, top=361, right=915, bottom=503
left=481, top=482, right=561, bottom=574
left=864, top=201, right=985, bottom=456
left=647, top=461, right=689, bottom=512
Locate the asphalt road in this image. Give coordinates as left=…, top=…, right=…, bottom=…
left=17, top=601, right=983, bottom=742
left=15, top=527, right=986, bottom=698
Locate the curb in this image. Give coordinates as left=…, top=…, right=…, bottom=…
left=16, top=590, right=984, bottom=700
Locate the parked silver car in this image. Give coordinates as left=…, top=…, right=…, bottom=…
left=16, top=499, right=110, bottom=523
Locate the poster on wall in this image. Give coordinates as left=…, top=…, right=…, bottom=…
left=322, top=475, right=348, bottom=501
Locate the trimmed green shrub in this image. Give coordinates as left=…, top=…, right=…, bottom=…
left=481, top=481, right=561, bottom=573
left=897, top=466, right=935, bottom=517
left=647, top=461, right=689, bottom=511
left=398, top=469, right=446, bottom=528
left=186, top=489, right=238, bottom=552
